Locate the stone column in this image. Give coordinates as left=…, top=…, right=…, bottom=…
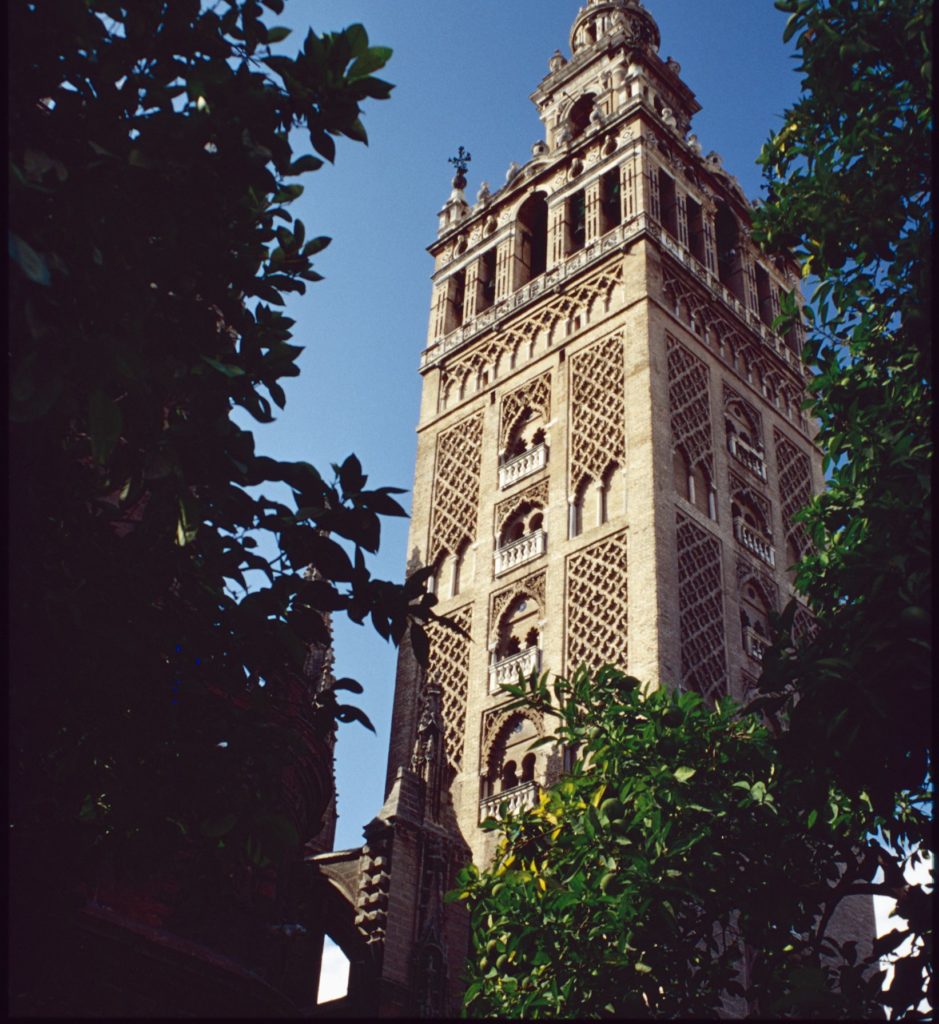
left=548, top=198, right=568, bottom=269
left=585, top=178, right=602, bottom=245
left=494, top=235, right=514, bottom=301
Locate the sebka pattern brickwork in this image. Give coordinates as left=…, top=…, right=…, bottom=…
left=565, top=529, right=629, bottom=673
left=675, top=511, right=727, bottom=700
left=667, top=335, right=715, bottom=477
left=569, top=332, right=626, bottom=493
left=774, top=428, right=814, bottom=562
left=424, top=604, right=474, bottom=770
left=429, top=412, right=484, bottom=565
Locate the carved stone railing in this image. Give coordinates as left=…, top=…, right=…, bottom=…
left=743, top=625, right=769, bottom=663
left=479, top=780, right=540, bottom=822
left=728, top=434, right=768, bottom=481
left=733, top=516, right=776, bottom=568
left=489, top=646, right=541, bottom=695
left=499, top=443, right=548, bottom=489
left=422, top=220, right=632, bottom=368
left=494, top=529, right=546, bottom=576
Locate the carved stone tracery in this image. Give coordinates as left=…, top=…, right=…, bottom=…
left=489, top=570, right=547, bottom=646
left=675, top=512, right=727, bottom=701
left=565, top=529, right=629, bottom=674
left=774, top=428, right=814, bottom=562
left=569, top=332, right=626, bottom=492
left=499, top=371, right=551, bottom=450
left=424, top=605, right=473, bottom=771
left=494, top=479, right=550, bottom=537
left=429, top=413, right=483, bottom=565
left=667, top=335, right=714, bottom=478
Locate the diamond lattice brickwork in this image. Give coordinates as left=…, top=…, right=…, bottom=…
left=774, top=428, right=813, bottom=561
left=425, top=604, right=473, bottom=770
left=565, top=529, right=629, bottom=674
left=429, top=412, right=484, bottom=563
left=676, top=512, right=727, bottom=701
left=667, top=335, right=714, bottom=477
left=569, top=333, right=626, bottom=492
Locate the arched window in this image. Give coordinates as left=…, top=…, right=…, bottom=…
left=740, top=581, right=772, bottom=661
left=476, top=247, right=497, bottom=313
left=515, top=193, right=548, bottom=288
left=567, top=189, right=586, bottom=254
left=568, top=94, right=596, bottom=140
left=715, top=203, right=745, bottom=302
left=482, top=714, right=541, bottom=798
left=496, top=595, right=540, bottom=661
left=672, top=449, right=691, bottom=501
left=570, top=477, right=590, bottom=538
left=452, top=539, right=470, bottom=597
left=600, top=167, right=621, bottom=234
left=444, top=267, right=466, bottom=332
left=599, top=463, right=625, bottom=524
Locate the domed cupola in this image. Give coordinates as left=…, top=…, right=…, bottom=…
left=569, top=0, right=660, bottom=57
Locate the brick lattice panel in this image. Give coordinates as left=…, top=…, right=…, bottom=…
left=429, top=412, right=484, bottom=564
left=425, top=604, right=473, bottom=770
left=499, top=371, right=551, bottom=450
left=667, top=334, right=714, bottom=477
left=773, top=428, right=813, bottom=560
left=565, top=529, right=629, bottom=674
left=676, top=512, right=727, bottom=701
left=569, top=332, right=626, bottom=492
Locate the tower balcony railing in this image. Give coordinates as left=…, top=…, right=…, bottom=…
left=728, top=434, right=768, bottom=481
left=494, top=529, right=546, bottom=576
left=733, top=516, right=776, bottom=568
left=743, top=625, right=769, bottom=663
left=479, top=780, right=540, bottom=822
left=499, top=443, right=548, bottom=489
left=489, top=646, right=541, bottom=695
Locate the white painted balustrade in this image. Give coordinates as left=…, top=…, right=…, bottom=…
left=479, top=780, right=540, bottom=821
left=733, top=516, right=775, bottom=567
left=489, top=646, right=540, bottom=695
left=728, top=434, right=768, bottom=481
left=499, top=443, right=548, bottom=489
left=744, top=625, right=769, bottom=662
left=494, top=529, right=546, bottom=576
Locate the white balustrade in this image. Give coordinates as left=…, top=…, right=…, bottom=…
left=489, top=646, right=540, bottom=694
left=728, top=434, right=768, bottom=481
left=733, top=516, right=776, bottom=567
left=499, top=443, right=548, bottom=489
left=744, top=625, right=769, bottom=662
left=494, top=529, right=546, bottom=576
left=479, top=780, right=540, bottom=821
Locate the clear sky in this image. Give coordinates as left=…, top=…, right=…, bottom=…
left=245, top=1, right=805, bottom=853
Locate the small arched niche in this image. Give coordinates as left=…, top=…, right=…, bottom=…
left=515, top=192, right=548, bottom=288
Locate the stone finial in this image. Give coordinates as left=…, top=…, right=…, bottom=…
left=476, top=180, right=491, bottom=204
left=548, top=49, right=567, bottom=73
left=665, top=56, right=681, bottom=76
left=661, top=106, right=678, bottom=129
left=505, top=160, right=521, bottom=183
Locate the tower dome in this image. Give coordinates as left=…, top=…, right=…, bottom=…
left=569, top=0, right=660, bottom=56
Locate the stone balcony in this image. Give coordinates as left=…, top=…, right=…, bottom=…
left=728, top=434, right=768, bottom=481
left=733, top=516, right=776, bottom=568
left=494, top=529, right=546, bottom=576
left=489, top=646, right=541, bottom=695
left=479, top=780, right=540, bottom=822
left=744, top=625, right=769, bottom=663
left=499, top=443, right=548, bottom=490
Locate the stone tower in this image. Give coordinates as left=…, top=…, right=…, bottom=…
left=340, top=0, right=826, bottom=1015
left=388, top=0, right=817, bottom=864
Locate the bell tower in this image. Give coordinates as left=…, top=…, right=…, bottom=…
left=372, top=0, right=823, bottom=1013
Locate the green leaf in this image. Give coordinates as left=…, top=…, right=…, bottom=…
left=266, top=25, right=291, bottom=43
left=673, top=766, right=696, bottom=783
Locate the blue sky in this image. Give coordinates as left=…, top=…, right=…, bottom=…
left=246, top=1, right=804, bottom=853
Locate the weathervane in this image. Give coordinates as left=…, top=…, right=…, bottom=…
left=448, top=146, right=472, bottom=189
